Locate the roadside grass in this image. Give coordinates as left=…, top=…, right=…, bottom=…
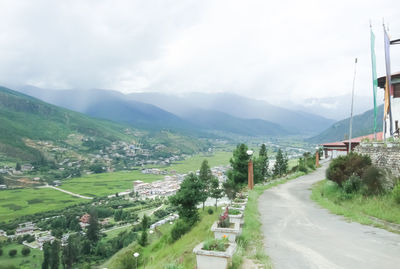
left=101, top=208, right=221, bottom=268
left=0, top=187, right=84, bottom=222
left=232, top=171, right=306, bottom=268
left=311, top=180, right=400, bottom=228
left=0, top=242, right=43, bottom=269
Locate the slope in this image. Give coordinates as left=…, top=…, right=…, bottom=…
left=0, top=86, right=133, bottom=163
left=307, top=105, right=384, bottom=143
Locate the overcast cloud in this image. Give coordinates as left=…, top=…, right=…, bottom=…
left=0, top=0, right=399, bottom=104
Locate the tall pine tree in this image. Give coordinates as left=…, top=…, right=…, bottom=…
left=198, top=160, right=212, bottom=210
left=254, top=144, right=269, bottom=183
left=228, top=144, right=249, bottom=185
left=86, top=210, right=100, bottom=243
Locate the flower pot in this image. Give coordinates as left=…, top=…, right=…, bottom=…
left=193, top=242, right=237, bottom=269
left=211, top=221, right=241, bottom=242
left=228, top=213, right=244, bottom=226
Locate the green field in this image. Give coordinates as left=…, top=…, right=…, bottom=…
left=0, top=188, right=84, bottom=222
left=166, top=151, right=231, bottom=173
left=0, top=243, right=43, bottom=269
left=60, top=170, right=163, bottom=197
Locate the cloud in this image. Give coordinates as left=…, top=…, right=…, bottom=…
left=0, top=0, right=399, bottom=104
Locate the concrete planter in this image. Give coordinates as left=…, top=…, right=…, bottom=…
left=211, top=221, right=241, bottom=242
left=228, top=213, right=244, bottom=226
left=193, top=242, right=237, bottom=269
left=230, top=204, right=245, bottom=212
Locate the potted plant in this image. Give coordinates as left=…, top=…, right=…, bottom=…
left=228, top=208, right=244, bottom=225
left=230, top=203, right=245, bottom=212
left=193, top=237, right=237, bottom=269
left=211, top=208, right=241, bottom=242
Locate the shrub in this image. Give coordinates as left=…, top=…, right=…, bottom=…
left=326, top=153, right=371, bottom=187
left=218, top=207, right=230, bottom=228
left=202, top=238, right=229, bottom=251
left=343, top=175, right=362, bottom=194
left=207, top=208, right=214, bottom=215
left=170, top=220, right=190, bottom=242
left=8, top=249, right=17, bottom=257
left=21, top=247, right=30, bottom=256
left=361, top=166, right=385, bottom=195
left=228, top=209, right=241, bottom=215
left=392, top=183, right=400, bottom=204
left=0, top=248, right=3, bottom=256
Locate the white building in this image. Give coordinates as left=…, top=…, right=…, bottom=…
left=378, top=72, right=400, bottom=138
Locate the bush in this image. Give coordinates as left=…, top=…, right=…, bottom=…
left=164, top=264, right=184, bottom=269
left=326, top=153, right=371, bottom=187
left=170, top=220, right=190, bottom=242
left=202, top=238, right=228, bottom=251
left=21, top=247, right=30, bottom=256
left=207, top=208, right=214, bottom=215
left=393, top=183, right=400, bottom=204
left=8, top=249, right=17, bottom=257
left=361, top=166, right=385, bottom=195
left=343, top=175, right=362, bottom=194
left=0, top=248, right=3, bottom=256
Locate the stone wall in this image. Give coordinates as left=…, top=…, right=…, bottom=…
left=354, top=142, right=400, bottom=177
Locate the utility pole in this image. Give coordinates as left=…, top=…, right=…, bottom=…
left=349, top=58, right=358, bottom=153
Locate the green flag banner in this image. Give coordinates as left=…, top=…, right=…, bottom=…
left=370, top=28, right=378, bottom=135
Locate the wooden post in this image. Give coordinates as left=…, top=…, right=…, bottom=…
left=248, top=159, right=254, bottom=190
left=315, top=150, right=319, bottom=167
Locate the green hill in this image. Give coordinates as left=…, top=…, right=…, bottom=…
left=0, top=86, right=207, bottom=166
left=307, top=105, right=383, bottom=144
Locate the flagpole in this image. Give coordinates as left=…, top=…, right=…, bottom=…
left=349, top=58, right=358, bottom=153
left=370, top=23, right=378, bottom=140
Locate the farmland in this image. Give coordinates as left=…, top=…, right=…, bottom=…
left=0, top=188, right=84, bottom=223
left=0, top=242, right=43, bottom=269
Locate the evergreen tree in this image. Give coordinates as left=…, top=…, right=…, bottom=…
left=254, top=144, right=269, bottom=183
left=223, top=177, right=240, bottom=202
left=170, top=173, right=203, bottom=222
left=228, top=144, right=249, bottom=185
left=138, top=230, right=148, bottom=247
left=0, top=174, right=4, bottom=185
left=210, top=178, right=223, bottom=209
left=42, top=242, right=51, bottom=269
left=15, top=162, right=21, bottom=171
left=49, top=240, right=60, bottom=269
left=273, top=149, right=286, bottom=177
left=62, top=235, right=81, bottom=269
left=86, top=210, right=100, bottom=242
left=141, top=215, right=150, bottom=231
left=198, top=160, right=212, bottom=210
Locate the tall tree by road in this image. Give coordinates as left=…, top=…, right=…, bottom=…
left=255, top=144, right=269, bottom=183
left=86, top=210, right=100, bottom=242
left=199, top=160, right=212, bottom=210
left=228, top=144, right=249, bottom=185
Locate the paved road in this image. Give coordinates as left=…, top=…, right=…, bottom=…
left=259, top=163, right=400, bottom=269
left=40, top=185, right=93, bottom=199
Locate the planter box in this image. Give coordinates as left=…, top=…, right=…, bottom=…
left=228, top=213, right=244, bottom=226
left=230, top=205, right=245, bottom=212
left=193, top=242, right=237, bottom=269
left=211, top=221, right=241, bottom=242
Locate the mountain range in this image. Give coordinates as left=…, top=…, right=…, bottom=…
left=307, top=105, right=384, bottom=143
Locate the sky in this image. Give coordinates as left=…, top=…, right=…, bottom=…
left=0, top=0, right=399, bottom=105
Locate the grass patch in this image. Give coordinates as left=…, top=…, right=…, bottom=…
left=311, top=180, right=400, bottom=228
left=0, top=187, right=84, bottom=222
left=0, top=243, right=43, bottom=269
left=232, top=171, right=306, bottom=268
left=102, top=208, right=221, bottom=268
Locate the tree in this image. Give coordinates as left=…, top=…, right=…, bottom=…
left=49, top=240, right=60, bottom=269
left=62, top=235, right=81, bottom=269
left=42, top=242, right=51, bottom=269
left=21, top=247, right=30, bottom=256
left=86, top=211, right=100, bottom=242
left=228, top=144, right=250, bottom=185
left=0, top=175, right=4, bottom=185
left=254, top=144, right=269, bottom=183
left=170, top=173, right=203, bottom=222
left=210, top=178, right=223, bottom=209
left=273, top=149, right=288, bottom=177
left=141, top=215, right=150, bottom=231
left=114, top=209, right=123, bottom=221
left=15, top=162, right=21, bottom=171
left=8, top=249, right=17, bottom=257
left=198, top=160, right=212, bottom=210
left=223, top=178, right=240, bottom=202
left=138, top=230, right=148, bottom=247
left=0, top=248, right=3, bottom=256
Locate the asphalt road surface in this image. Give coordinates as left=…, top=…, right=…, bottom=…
left=259, top=163, right=400, bottom=269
